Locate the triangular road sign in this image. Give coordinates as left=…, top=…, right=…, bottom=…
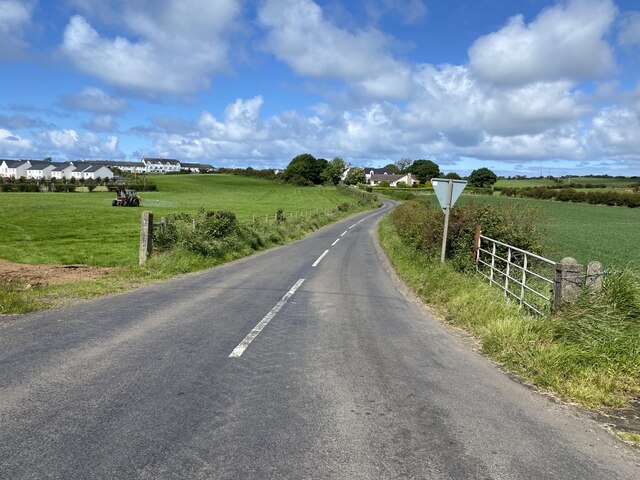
left=431, top=178, right=468, bottom=211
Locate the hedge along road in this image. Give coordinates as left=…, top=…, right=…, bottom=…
left=0, top=201, right=638, bottom=479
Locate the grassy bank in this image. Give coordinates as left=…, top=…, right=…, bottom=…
left=378, top=215, right=640, bottom=413
left=1, top=190, right=380, bottom=315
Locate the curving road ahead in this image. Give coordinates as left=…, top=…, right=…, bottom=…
left=0, top=201, right=638, bottom=479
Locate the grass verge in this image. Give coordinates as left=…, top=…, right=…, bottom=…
left=378, top=215, right=640, bottom=414
left=1, top=197, right=380, bottom=315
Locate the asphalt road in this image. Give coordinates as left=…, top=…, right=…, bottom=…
left=0, top=201, right=638, bottom=479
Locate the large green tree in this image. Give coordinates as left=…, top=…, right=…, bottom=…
left=395, top=158, right=413, bottom=174
left=283, top=154, right=327, bottom=185
left=321, top=157, right=348, bottom=185
left=468, top=167, right=498, bottom=187
left=409, top=159, right=440, bottom=184
left=383, top=163, right=400, bottom=174
left=344, top=167, right=366, bottom=185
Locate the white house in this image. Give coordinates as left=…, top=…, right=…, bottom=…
left=369, top=172, right=416, bottom=187
left=26, top=161, right=56, bottom=180
left=143, top=157, right=181, bottom=173
left=71, top=165, right=90, bottom=180
left=81, top=164, right=114, bottom=180
left=117, top=162, right=146, bottom=173
left=50, top=162, right=76, bottom=180
left=0, top=159, right=31, bottom=179
left=364, top=167, right=396, bottom=183
left=180, top=162, right=212, bottom=173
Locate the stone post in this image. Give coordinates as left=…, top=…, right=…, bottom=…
left=139, top=211, right=153, bottom=265
left=586, top=261, right=604, bottom=294
left=553, top=257, right=583, bottom=311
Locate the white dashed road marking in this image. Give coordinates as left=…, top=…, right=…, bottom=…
left=229, top=279, right=306, bottom=358
left=312, top=249, right=330, bottom=267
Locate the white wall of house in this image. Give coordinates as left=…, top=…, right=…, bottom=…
left=1, top=161, right=31, bottom=179
left=83, top=166, right=114, bottom=180
left=143, top=159, right=181, bottom=173
left=51, top=166, right=76, bottom=179
left=26, top=165, right=55, bottom=180
left=71, top=167, right=88, bottom=179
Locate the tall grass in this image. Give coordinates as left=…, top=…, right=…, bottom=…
left=379, top=216, right=640, bottom=408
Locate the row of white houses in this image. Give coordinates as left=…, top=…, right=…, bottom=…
left=0, top=158, right=213, bottom=180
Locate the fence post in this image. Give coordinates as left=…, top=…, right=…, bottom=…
left=139, top=210, right=153, bottom=265
left=472, top=224, right=481, bottom=261
left=553, top=257, right=582, bottom=311
left=586, top=261, right=604, bottom=294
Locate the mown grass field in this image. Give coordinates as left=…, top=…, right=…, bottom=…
left=420, top=194, right=640, bottom=269
left=0, top=174, right=364, bottom=267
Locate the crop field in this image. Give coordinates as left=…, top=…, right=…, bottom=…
left=455, top=195, right=640, bottom=268
left=0, top=174, right=364, bottom=267
left=495, top=176, right=636, bottom=189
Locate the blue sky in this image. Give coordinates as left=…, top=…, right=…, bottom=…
left=1, top=0, right=639, bottom=176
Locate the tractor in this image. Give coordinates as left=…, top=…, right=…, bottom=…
left=110, top=187, right=141, bottom=207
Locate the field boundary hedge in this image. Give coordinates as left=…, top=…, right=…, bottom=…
left=501, top=186, right=640, bottom=207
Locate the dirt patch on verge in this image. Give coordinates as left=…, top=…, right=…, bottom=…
left=0, top=260, right=117, bottom=287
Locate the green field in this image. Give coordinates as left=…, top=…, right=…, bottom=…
left=453, top=195, right=640, bottom=268
left=0, top=174, right=364, bottom=267
left=495, top=176, right=636, bottom=189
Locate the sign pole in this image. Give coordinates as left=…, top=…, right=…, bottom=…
left=440, top=180, right=453, bottom=263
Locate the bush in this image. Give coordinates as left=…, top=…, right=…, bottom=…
left=379, top=181, right=391, bottom=188
left=391, top=199, right=546, bottom=269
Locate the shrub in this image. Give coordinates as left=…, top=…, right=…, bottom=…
left=391, top=199, right=546, bottom=269
left=379, top=181, right=391, bottom=188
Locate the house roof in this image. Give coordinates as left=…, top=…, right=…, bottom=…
left=52, top=163, right=75, bottom=171
left=83, top=164, right=112, bottom=172
left=143, top=157, right=181, bottom=165
left=2, top=159, right=30, bottom=168
left=27, top=161, right=56, bottom=171
left=365, top=167, right=395, bottom=175
left=370, top=174, right=406, bottom=182
left=71, top=160, right=144, bottom=168
left=181, top=162, right=212, bottom=169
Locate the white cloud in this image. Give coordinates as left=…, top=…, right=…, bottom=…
left=39, top=129, right=124, bottom=158
left=468, top=0, right=617, bottom=86
left=591, top=106, right=640, bottom=153
left=0, top=0, right=33, bottom=59
left=0, top=128, right=34, bottom=156
left=61, top=87, right=128, bottom=114
left=258, top=0, right=412, bottom=99
left=618, top=11, right=640, bottom=46
left=61, top=0, right=241, bottom=95
left=407, top=64, right=587, bottom=139
left=83, top=114, right=116, bottom=132
left=197, top=96, right=268, bottom=141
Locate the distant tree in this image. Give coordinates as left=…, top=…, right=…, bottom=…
left=444, top=172, right=462, bottom=180
left=468, top=167, right=498, bottom=187
left=395, top=158, right=413, bottom=174
left=344, top=167, right=366, bottom=185
left=283, top=153, right=327, bottom=185
left=410, top=159, right=440, bottom=184
left=383, top=163, right=400, bottom=174
left=321, top=157, right=348, bottom=185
